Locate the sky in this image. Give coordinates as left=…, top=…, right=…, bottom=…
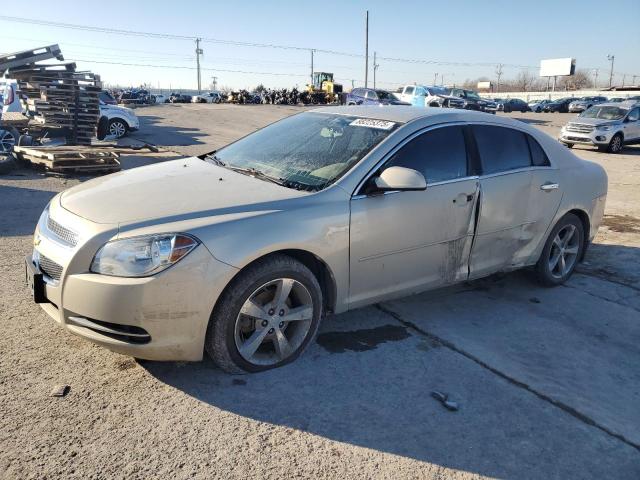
left=1, top=0, right=639, bottom=92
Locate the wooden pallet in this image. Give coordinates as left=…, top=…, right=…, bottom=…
left=13, top=146, right=121, bottom=173
left=5, top=51, right=101, bottom=146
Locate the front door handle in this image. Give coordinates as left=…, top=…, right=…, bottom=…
left=540, top=182, right=559, bottom=191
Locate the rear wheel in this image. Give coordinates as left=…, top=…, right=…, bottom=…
left=535, top=214, right=584, bottom=286
left=206, top=254, right=323, bottom=373
left=0, top=127, right=19, bottom=154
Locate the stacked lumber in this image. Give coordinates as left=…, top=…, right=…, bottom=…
left=13, top=146, right=120, bottom=173
left=1, top=45, right=101, bottom=146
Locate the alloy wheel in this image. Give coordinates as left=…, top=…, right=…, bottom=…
left=234, top=278, right=314, bottom=366
left=548, top=224, right=580, bottom=279
left=0, top=129, right=16, bottom=153
left=610, top=135, right=622, bottom=153
left=109, top=121, right=126, bottom=138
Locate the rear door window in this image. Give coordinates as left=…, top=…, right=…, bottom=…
left=385, top=126, right=469, bottom=183
left=473, top=125, right=532, bottom=174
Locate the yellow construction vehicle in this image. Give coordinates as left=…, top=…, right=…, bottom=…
left=306, top=72, right=343, bottom=103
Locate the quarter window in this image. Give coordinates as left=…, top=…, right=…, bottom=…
left=386, top=126, right=468, bottom=183
left=473, top=125, right=532, bottom=174
left=628, top=108, right=640, bottom=122
left=527, top=135, right=551, bottom=167
left=404, top=86, right=415, bottom=95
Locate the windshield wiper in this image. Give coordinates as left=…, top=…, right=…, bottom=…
left=224, top=165, right=288, bottom=187
left=204, top=152, right=226, bottom=167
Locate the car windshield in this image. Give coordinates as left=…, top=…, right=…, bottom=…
left=210, top=112, right=396, bottom=191
left=465, top=90, right=480, bottom=100
left=579, top=106, right=627, bottom=120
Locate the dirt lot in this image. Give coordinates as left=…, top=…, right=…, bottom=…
left=1, top=104, right=639, bottom=479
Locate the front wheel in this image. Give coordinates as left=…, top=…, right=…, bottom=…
left=535, top=214, right=584, bottom=286
left=108, top=118, right=128, bottom=138
left=607, top=133, right=623, bottom=153
left=206, top=254, right=323, bottom=373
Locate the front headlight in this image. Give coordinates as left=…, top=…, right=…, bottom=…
left=91, top=233, right=199, bottom=277
left=596, top=125, right=613, bottom=131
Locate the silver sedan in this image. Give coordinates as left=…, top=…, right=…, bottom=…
left=27, top=107, right=608, bottom=373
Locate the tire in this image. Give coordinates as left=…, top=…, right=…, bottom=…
left=535, top=213, right=584, bottom=286
left=565, top=143, right=574, bottom=148
left=205, top=254, right=323, bottom=374
left=0, top=127, right=19, bottom=154
left=607, top=133, right=623, bottom=153
left=0, top=155, right=17, bottom=174
left=108, top=118, right=128, bottom=139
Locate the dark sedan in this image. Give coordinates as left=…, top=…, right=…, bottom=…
left=346, top=88, right=410, bottom=106
left=543, top=98, right=579, bottom=113
left=500, top=98, right=530, bottom=113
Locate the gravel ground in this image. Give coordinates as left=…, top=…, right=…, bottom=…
left=1, top=105, right=639, bottom=479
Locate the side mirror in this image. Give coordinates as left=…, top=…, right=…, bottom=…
left=374, top=166, right=427, bottom=192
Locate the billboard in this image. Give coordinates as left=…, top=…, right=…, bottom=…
left=477, top=81, right=492, bottom=90
left=540, top=58, right=576, bottom=77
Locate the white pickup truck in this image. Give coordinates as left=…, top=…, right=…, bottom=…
left=394, top=85, right=464, bottom=109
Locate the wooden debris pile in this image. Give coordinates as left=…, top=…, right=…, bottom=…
left=1, top=44, right=101, bottom=146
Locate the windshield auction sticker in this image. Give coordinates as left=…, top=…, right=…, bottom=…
left=350, top=118, right=396, bottom=130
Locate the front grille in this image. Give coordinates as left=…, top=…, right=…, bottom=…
left=566, top=123, right=595, bottom=134
left=46, top=215, right=79, bottom=247
left=39, top=254, right=63, bottom=281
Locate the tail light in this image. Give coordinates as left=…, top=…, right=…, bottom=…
left=3, top=85, right=14, bottom=106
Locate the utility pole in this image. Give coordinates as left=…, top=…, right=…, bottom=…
left=434, top=73, right=438, bottom=85
left=310, top=49, right=314, bottom=87
left=622, top=74, right=626, bottom=87
left=351, top=79, right=355, bottom=89
left=592, top=69, right=599, bottom=89
left=211, top=76, right=218, bottom=91
left=364, top=11, right=369, bottom=88
left=607, top=54, right=615, bottom=88
left=195, top=38, right=203, bottom=93
left=373, top=51, right=379, bottom=89
left=495, top=63, right=503, bottom=93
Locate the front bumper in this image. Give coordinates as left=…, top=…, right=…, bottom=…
left=558, top=129, right=614, bottom=146
left=30, top=202, right=238, bottom=361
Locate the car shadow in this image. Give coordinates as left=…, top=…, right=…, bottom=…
left=0, top=182, right=58, bottom=237
left=141, top=242, right=640, bottom=478
left=128, top=114, right=208, bottom=149
left=512, top=117, right=551, bottom=125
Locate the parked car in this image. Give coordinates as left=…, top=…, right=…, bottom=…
left=99, top=102, right=140, bottom=138
left=559, top=101, right=640, bottom=153
left=499, top=98, right=530, bottom=113
left=396, top=85, right=464, bottom=109
left=169, top=92, right=192, bottom=103
left=447, top=88, right=495, bottom=112
left=153, top=94, right=168, bottom=104
left=98, top=90, right=118, bottom=105
left=26, top=106, right=607, bottom=373
left=119, top=89, right=152, bottom=105
left=528, top=99, right=552, bottom=113
left=568, top=96, right=608, bottom=113
left=480, top=98, right=498, bottom=113
left=192, top=92, right=224, bottom=104
left=544, top=98, right=578, bottom=113
left=347, top=88, right=410, bottom=106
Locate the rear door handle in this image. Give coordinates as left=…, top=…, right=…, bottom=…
left=540, top=183, right=559, bottom=191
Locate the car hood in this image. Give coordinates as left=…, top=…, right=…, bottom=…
left=60, top=157, right=309, bottom=225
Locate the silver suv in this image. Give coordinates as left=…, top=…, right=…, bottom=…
left=559, top=101, right=640, bottom=153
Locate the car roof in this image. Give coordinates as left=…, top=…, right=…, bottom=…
left=312, top=105, right=526, bottom=125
